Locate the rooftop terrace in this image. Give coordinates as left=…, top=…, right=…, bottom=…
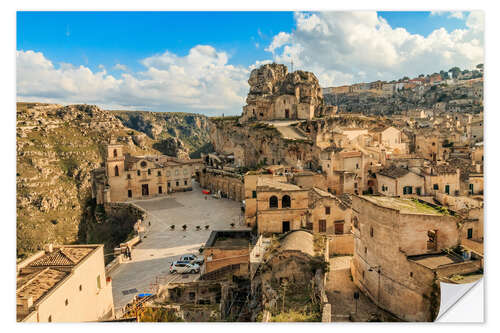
left=359, top=196, right=449, bottom=216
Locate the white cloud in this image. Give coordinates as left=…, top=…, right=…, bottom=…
left=267, top=11, right=484, bottom=86
left=449, top=11, right=465, bottom=20
left=17, top=46, right=250, bottom=115
left=113, top=63, right=127, bottom=71
left=430, top=11, right=466, bottom=20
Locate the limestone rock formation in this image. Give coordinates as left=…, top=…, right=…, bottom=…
left=240, top=63, right=334, bottom=123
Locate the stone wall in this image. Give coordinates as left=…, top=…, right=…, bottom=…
left=205, top=247, right=250, bottom=276
left=328, top=234, right=354, bottom=255
left=199, top=170, right=244, bottom=202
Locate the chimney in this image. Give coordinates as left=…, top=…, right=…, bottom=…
left=18, top=296, right=33, bottom=315
left=44, top=243, right=53, bottom=253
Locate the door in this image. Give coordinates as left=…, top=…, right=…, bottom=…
left=285, top=109, right=290, bottom=119
left=445, top=185, right=450, bottom=195
left=319, top=220, right=327, bottom=233
left=416, top=187, right=421, bottom=196
left=142, top=184, right=149, bottom=196
left=282, top=221, right=290, bottom=233
left=469, top=183, right=474, bottom=194
left=467, top=228, right=473, bottom=239
left=334, top=222, right=344, bottom=235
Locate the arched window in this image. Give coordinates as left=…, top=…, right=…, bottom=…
left=114, top=165, right=119, bottom=176
left=282, top=195, right=291, bottom=208
left=269, top=195, right=278, bottom=208
left=113, top=149, right=117, bottom=158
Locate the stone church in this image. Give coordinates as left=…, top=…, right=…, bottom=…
left=92, top=141, right=203, bottom=203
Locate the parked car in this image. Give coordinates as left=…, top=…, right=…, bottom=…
left=169, top=261, right=200, bottom=274
left=179, top=254, right=205, bottom=265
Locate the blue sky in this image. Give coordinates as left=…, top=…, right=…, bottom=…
left=17, top=11, right=468, bottom=72
left=16, top=11, right=483, bottom=114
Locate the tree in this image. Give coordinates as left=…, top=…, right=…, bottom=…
left=449, top=67, right=461, bottom=79
left=476, top=63, right=484, bottom=69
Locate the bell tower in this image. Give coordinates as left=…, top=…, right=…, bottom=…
left=106, top=139, right=125, bottom=178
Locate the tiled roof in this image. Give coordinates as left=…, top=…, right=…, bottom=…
left=28, top=247, right=93, bottom=267
left=377, top=165, right=410, bottom=179
left=17, top=268, right=69, bottom=305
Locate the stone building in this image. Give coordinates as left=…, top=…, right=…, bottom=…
left=17, top=244, right=114, bottom=322
left=255, top=178, right=309, bottom=234
left=92, top=141, right=202, bottom=203
left=369, top=126, right=408, bottom=154
left=244, top=170, right=289, bottom=228
left=351, top=196, right=482, bottom=321
left=308, top=187, right=352, bottom=235
left=376, top=165, right=425, bottom=196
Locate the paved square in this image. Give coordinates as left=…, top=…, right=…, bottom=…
left=110, top=181, right=248, bottom=313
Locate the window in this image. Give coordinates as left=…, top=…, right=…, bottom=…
left=282, top=195, right=291, bottom=208
left=403, top=186, right=413, bottom=195
left=96, top=275, right=101, bottom=290
left=432, top=142, right=436, bottom=146
left=65, top=299, right=69, bottom=306
left=319, top=219, right=326, bottom=233
left=252, top=190, right=257, bottom=198
left=467, top=228, right=473, bottom=239
left=158, top=186, right=162, bottom=194
left=148, top=169, right=151, bottom=175
left=370, top=226, right=374, bottom=238
left=137, top=170, right=141, bottom=176
left=128, top=190, right=132, bottom=198
left=48, top=315, right=52, bottom=322
left=168, top=182, right=171, bottom=188
left=127, top=174, right=131, bottom=179
left=189, top=292, right=196, bottom=300
left=353, top=217, right=359, bottom=229
left=113, top=149, right=117, bottom=158
left=356, top=163, right=359, bottom=169
left=354, top=183, right=358, bottom=189
left=433, top=184, right=439, bottom=190
left=335, top=222, right=344, bottom=235
left=140, top=161, right=147, bottom=168
left=364, top=247, right=367, bottom=254
left=158, top=171, right=161, bottom=176
left=269, top=196, right=278, bottom=208
left=325, top=206, right=330, bottom=215
left=410, top=272, right=413, bottom=278
left=176, top=181, right=179, bottom=186
left=114, top=165, right=119, bottom=176
left=184, top=180, right=188, bottom=186
left=79, top=285, right=82, bottom=292
left=362, top=271, right=365, bottom=279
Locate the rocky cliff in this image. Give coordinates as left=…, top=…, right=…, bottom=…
left=110, top=110, right=212, bottom=158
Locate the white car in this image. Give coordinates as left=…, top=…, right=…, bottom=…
left=179, top=254, right=205, bottom=265
left=169, top=261, right=200, bottom=274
